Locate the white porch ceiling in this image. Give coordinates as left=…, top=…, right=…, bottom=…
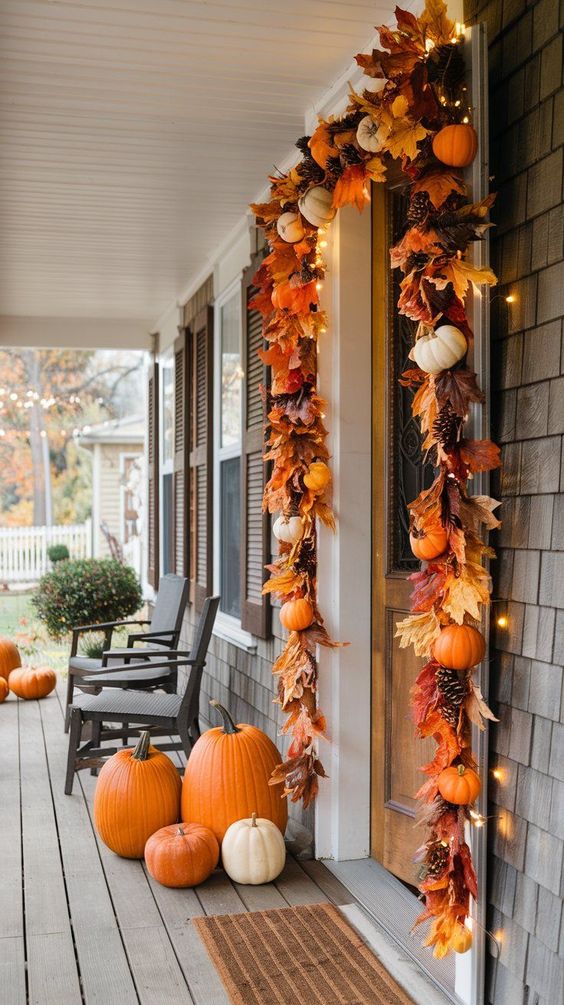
left=0, top=0, right=399, bottom=329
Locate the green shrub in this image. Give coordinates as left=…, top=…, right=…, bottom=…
left=32, top=558, right=142, bottom=640
left=47, top=543, right=70, bottom=564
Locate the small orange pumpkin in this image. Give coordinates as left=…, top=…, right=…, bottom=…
left=271, top=281, right=317, bottom=314
left=438, top=763, right=481, bottom=805
left=0, top=638, right=21, bottom=682
left=279, top=598, right=314, bottom=632
left=181, top=701, right=288, bottom=843
left=432, top=124, right=478, bottom=168
left=432, top=624, right=485, bottom=670
left=303, top=460, right=331, bottom=493
left=410, top=524, right=449, bottom=561
left=451, top=922, right=473, bottom=954
left=9, top=665, right=56, bottom=700
left=94, top=731, right=181, bottom=859
left=144, top=822, right=219, bottom=888
left=0, top=678, right=9, bottom=703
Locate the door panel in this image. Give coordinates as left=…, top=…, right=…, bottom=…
left=371, top=184, right=435, bottom=886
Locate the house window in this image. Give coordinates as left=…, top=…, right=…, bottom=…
left=160, top=348, right=174, bottom=575
left=214, top=283, right=243, bottom=620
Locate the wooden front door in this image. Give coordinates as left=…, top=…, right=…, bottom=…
left=371, top=185, right=435, bottom=886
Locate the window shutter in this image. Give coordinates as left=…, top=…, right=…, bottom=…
left=173, top=330, right=189, bottom=577
left=240, top=255, right=271, bottom=638
left=147, top=358, right=159, bottom=588
left=188, top=306, right=213, bottom=611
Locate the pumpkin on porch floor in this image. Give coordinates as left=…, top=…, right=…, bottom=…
left=9, top=665, right=56, bottom=700
left=181, top=701, right=288, bottom=843
left=221, top=812, right=286, bottom=885
left=144, top=822, right=219, bottom=888
left=0, top=637, right=21, bottom=682
left=94, top=731, right=181, bottom=859
left=0, top=678, right=9, bottom=703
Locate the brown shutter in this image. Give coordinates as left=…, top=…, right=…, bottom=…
left=173, top=330, right=189, bottom=577
left=188, top=306, right=213, bottom=611
left=240, top=255, right=271, bottom=638
left=147, top=358, right=159, bottom=588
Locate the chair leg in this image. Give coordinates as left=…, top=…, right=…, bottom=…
left=90, top=720, right=101, bottom=775
left=65, top=707, right=82, bottom=795
left=192, top=716, right=201, bottom=740
left=64, top=673, right=75, bottom=733
left=178, top=722, right=193, bottom=760
left=122, top=723, right=129, bottom=746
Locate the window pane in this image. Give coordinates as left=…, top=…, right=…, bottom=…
left=162, top=354, right=174, bottom=465
left=220, top=293, right=242, bottom=449
left=220, top=456, right=241, bottom=617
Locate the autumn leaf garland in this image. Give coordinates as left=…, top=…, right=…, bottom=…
left=251, top=0, right=500, bottom=956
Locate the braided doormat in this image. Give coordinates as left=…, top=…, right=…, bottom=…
left=194, top=902, right=414, bottom=1005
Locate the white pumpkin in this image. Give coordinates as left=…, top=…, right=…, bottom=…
left=412, top=325, right=467, bottom=375
left=298, top=186, right=336, bottom=229
left=276, top=212, right=306, bottom=244
left=221, top=813, right=286, bottom=885
left=273, top=514, right=304, bottom=545
left=356, top=115, right=382, bottom=153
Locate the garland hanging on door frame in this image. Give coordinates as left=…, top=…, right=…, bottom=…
left=251, top=0, right=500, bottom=957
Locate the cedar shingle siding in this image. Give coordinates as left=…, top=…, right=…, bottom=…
left=466, top=1, right=563, bottom=1001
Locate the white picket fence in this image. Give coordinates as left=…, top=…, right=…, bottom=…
left=0, top=520, right=92, bottom=583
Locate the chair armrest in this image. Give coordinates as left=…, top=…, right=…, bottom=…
left=85, top=656, right=196, bottom=678
left=73, top=619, right=150, bottom=633
left=127, top=630, right=177, bottom=646
left=102, top=648, right=191, bottom=665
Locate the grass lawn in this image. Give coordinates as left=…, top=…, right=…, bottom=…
left=0, top=591, right=67, bottom=670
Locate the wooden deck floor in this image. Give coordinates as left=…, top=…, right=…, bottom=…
left=0, top=679, right=351, bottom=1005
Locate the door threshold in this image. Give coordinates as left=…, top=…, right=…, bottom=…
left=324, top=857, right=460, bottom=1004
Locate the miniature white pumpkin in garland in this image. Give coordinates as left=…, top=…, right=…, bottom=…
left=298, top=186, right=336, bottom=228
left=221, top=812, right=286, bottom=885
left=356, top=114, right=383, bottom=153
left=273, top=514, right=304, bottom=545
left=276, top=211, right=305, bottom=244
left=412, top=325, right=467, bottom=375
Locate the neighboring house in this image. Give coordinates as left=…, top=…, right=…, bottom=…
left=79, top=416, right=144, bottom=561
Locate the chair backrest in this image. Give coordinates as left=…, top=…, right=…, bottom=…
left=149, top=575, right=189, bottom=646
left=178, top=596, right=220, bottom=719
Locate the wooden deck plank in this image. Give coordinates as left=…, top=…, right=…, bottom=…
left=18, top=697, right=83, bottom=1004
left=39, top=694, right=139, bottom=1004
left=232, top=878, right=288, bottom=912
left=0, top=697, right=24, bottom=940
left=118, top=926, right=194, bottom=1005
left=299, top=858, right=357, bottom=905
left=194, top=870, right=248, bottom=916
left=274, top=854, right=329, bottom=906
left=0, top=936, right=26, bottom=1005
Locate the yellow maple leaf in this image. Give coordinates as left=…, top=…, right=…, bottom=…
left=380, top=118, right=430, bottom=162
left=391, top=94, right=409, bottom=118
left=427, top=258, right=497, bottom=302
left=420, top=0, right=456, bottom=46
left=366, top=155, right=387, bottom=183
left=442, top=562, right=491, bottom=624
left=395, top=610, right=441, bottom=657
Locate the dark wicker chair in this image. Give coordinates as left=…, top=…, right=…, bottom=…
left=64, top=595, right=219, bottom=794
left=64, top=574, right=189, bottom=729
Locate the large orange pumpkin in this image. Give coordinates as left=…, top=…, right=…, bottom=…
left=0, top=638, right=21, bottom=682
left=271, top=280, right=317, bottom=314
left=410, top=524, right=448, bottom=561
left=144, top=822, right=219, bottom=888
left=181, top=701, right=288, bottom=843
left=432, top=624, right=485, bottom=670
left=0, top=678, right=9, bottom=703
left=94, top=731, right=181, bottom=859
left=438, top=763, right=481, bottom=805
left=432, top=124, right=478, bottom=168
left=9, top=665, right=56, bottom=700
left=279, top=598, right=314, bottom=632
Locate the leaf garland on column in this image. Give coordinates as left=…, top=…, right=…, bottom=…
left=251, top=0, right=500, bottom=956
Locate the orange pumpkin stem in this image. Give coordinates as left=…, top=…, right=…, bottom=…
left=457, top=764, right=465, bottom=776
left=177, top=826, right=185, bottom=837
left=210, top=699, right=240, bottom=734
left=131, top=731, right=151, bottom=761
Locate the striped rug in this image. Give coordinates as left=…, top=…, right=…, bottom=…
left=194, top=902, right=414, bottom=1005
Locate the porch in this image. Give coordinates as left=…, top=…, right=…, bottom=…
left=1, top=678, right=449, bottom=1005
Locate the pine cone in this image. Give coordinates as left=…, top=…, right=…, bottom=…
left=426, top=840, right=450, bottom=877
left=440, top=701, right=461, bottom=728
left=407, top=191, right=431, bottom=226
left=296, top=135, right=312, bottom=155
left=433, top=402, right=462, bottom=451
left=298, top=157, right=325, bottom=188
left=341, top=143, right=363, bottom=166
left=436, top=667, right=469, bottom=706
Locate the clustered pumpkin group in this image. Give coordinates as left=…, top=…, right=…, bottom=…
left=251, top=0, right=500, bottom=958
left=93, top=702, right=288, bottom=890
left=0, top=637, right=56, bottom=702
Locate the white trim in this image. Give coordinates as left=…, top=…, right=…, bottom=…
left=158, top=346, right=174, bottom=578
left=213, top=612, right=257, bottom=654
left=91, top=443, right=101, bottom=558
